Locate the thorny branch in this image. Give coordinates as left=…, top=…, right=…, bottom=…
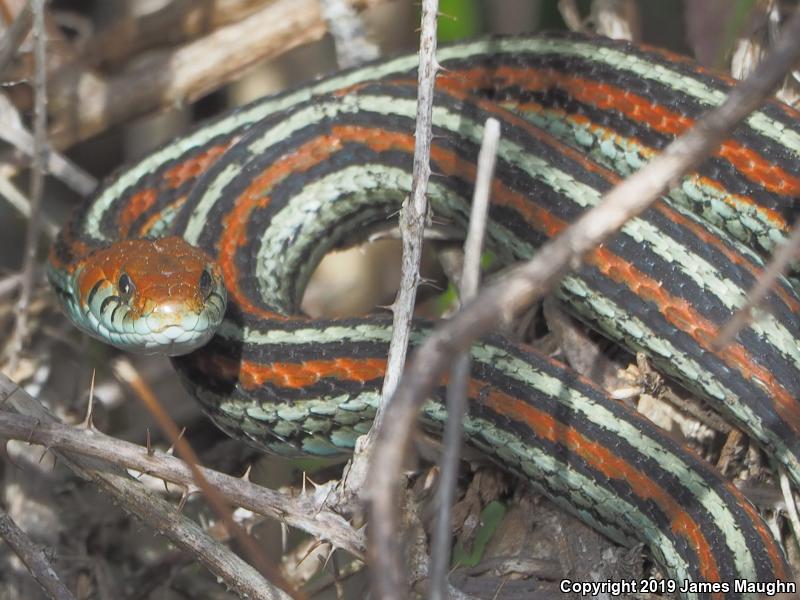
left=338, top=0, right=439, bottom=505
left=376, top=0, right=439, bottom=429
left=364, top=0, right=440, bottom=596
left=0, top=372, right=292, bottom=600
left=0, top=405, right=365, bottom=557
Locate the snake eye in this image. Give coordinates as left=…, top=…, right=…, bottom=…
left=199, top=269, right=214, bottom=298
left=118, top=273, right=135, bottom=300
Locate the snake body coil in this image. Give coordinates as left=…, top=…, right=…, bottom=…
left=49, top=33, right=800, bottom=596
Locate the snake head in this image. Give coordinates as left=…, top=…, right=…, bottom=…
left=54, top=237, right=226, bottom=356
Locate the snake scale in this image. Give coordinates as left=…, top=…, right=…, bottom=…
left=48, top=32, right=800, bottom=597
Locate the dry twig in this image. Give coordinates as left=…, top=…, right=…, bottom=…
left=0, top=508, right=75, bottom=600
left=46, top=0, right=387, bottom=148
left=8, top=0, right=45, bottom=369
left=0, top=93, right=96, bottom=196
left=376, top=0, right=439, bottom=428
left=429, top=118, right=499, bottom=600
left=0, top=0, right=32, bottom=75
left=338, top=0, right=439, bottom=501
left=320, top=0, right=380, bottom=68
left=79, top=0, right=271, bottom=69
left=715, top=217, right=800, bottom=348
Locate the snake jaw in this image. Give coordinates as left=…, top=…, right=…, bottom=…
left=54, top=237, right=227, bottom=356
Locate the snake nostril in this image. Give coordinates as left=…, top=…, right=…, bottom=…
left=199, top=268, right=214, bottom=299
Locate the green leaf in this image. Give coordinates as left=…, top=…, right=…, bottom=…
left=437, top=0, right=481, bottom=42
left=450, top=500, right=507, bottom=568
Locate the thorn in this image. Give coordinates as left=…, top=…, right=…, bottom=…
left=240, top=464, right=252, bottom=482
left=297, top=539, right=325, bottom=568
left=166, top=427, right=187, bottom=455
left=81, top=369, right=96, bottom=429
left=419, top=277, right=443, bottom=291
left=281, top=521, right=288, bottom=554
left=146, top=428, right=153, bottom=456
left=37, top=446, right=51, bottom=464
left=304, top=473, right=321, bottom=490
left=321, top=545, right=336, bottom=571
left=177, top=487, right=189, bottom=513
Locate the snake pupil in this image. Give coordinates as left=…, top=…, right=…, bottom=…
left=118, top=273, right=134, bottom=300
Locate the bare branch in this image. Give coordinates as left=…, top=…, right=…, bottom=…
left=429, top=118, right=499, bottom=600
left=714, top=217, right=800, bottom=348
left=337, top=0, right=439, bottom=506
left=366, top=3, right=439, bottom=595
left=320, top=0, right=380, bottom=68
left=7, top=0, right=46, bottom=369
left=0, top=173, right=57, bottom=238
left=79, top=0, right=273, bottom=69
left=0, top=93, right=96, bottom=196
left=47, top=0, right=388, bottom=148
left=0, top=508, right=75, bottom=600
left=0, top=0, right=33, bottom=75
left=376, top=0, right=439, bottom=439
left=367, top=6, right=800, bottom=594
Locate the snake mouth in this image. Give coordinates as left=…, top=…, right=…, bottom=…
left=63, top=276, right=227, bottom=356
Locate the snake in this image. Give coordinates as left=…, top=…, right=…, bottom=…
left=48, top=32, right=800, bottom=597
